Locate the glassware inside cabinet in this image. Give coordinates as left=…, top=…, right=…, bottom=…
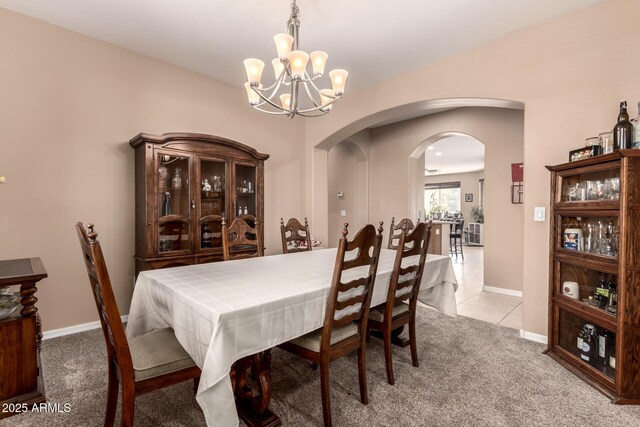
left=560, top=168, right=620, bottom=202
left=157, top=154, right=190, bottom=218
left=235, top=164, right=257, bottom=217
left=200, top=159, right=226, bottom=216
left=560, top=216, right=619, bottom=258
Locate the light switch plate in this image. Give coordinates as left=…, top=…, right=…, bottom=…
left=534, top=207, right=545, bottom=222
left=340, top=210, right=347, bottom=217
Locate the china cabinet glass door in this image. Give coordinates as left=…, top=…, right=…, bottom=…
left=197, top=156, right=227, bottom=252
left=234, top=162, right=257, bottom=220
left=156, top=151, right=192, bottom=255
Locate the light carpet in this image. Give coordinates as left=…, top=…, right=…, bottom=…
left=3, top=307, right=640, bottom=427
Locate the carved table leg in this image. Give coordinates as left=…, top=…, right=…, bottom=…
left=19, top=280, right=39, bottom=317
left=370, top=326, right=410, bottom=348
left=234, top=349, right=281, bottom=427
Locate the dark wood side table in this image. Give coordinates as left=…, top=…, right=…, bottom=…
left=0, top=258, right=48, bottom=419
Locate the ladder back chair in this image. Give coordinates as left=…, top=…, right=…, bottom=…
left=387, top=217, right=415, bottom=250
left=75, top=222, right=201, bottom=427
left=368, top=220, right=432, bottom=385
left=278, top=222, right=384, bottom=427
left=280, top=217, right=312, bottom=253
left=221, top=217, right=263, bottom=261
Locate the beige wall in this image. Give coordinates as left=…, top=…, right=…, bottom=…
left=425, top=170, right=485, bottom=223
left=0, top=9, right=305, bottom=331
left=305, top=0, right=640, bottom=336
left=367, top=108, right=524, bottom=292
left=327, top=140, right=368, bottom=247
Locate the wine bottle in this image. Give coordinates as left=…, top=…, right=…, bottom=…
left=632, top=101, right=640, bottom=149
left=613, top=100, right=634, bottom=150
left=595, top=275, right=609, bottom=309
left=577, top=324, right=585, bottom=350
left=598, top=328, right=610, bottom=362
left=606, top=276, right=618, bottom=314
left=162, top=192, right=172, bottom=217
left=609, top=341, right=616, bottom=369
left=201, top=223, right=212, bottom=249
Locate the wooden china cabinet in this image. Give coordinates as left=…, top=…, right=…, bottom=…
left=130, top=133, right=269, bottom=276
left=546, top=151, right=640, bottom=403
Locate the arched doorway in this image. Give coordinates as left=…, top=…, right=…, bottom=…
left=310, top=100, right=525, bottom=328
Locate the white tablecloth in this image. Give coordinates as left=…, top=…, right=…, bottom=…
left=126, top=248, right=458, bottom=427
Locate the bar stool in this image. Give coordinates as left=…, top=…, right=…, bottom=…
left=449, top=219, right=464, bottom=259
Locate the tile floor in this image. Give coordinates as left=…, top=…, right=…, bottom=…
left=450, top=246, right=522, bottom=329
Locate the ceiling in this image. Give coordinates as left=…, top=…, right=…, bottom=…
left=425, top=136, right=484, bottom=176
left=0, top=0, right=603, bottom=91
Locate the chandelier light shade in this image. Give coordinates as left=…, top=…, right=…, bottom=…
left=243, top=0, right=348, bottom=118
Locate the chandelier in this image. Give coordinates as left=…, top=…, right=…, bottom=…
left=243, top=0, right=348, bottom=118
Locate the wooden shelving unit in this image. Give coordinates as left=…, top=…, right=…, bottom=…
left=546, top=150, right=640, bottom=404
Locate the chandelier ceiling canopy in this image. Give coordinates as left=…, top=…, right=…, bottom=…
left=243, top=0, right=348, bottom=118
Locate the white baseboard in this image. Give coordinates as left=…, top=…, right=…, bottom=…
left=43, top=315, right=128, bottom=340
left=482, top=285, right=523, bottom=298
left=520, top=329, right=548, bottom=345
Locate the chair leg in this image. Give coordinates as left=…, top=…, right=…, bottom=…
left=104, top=363, right=119, bottom=427
left=459, top=238, right=464, bottom=260
left=319, top=359, right=333, bottom=427
left=120, top=385, right=135, bottom=427
left=383, top=327, right=395, bottom=385
left=357, top=345, right=369, bottom=404
left=193, top=377, right=200, bottom=393
left=409, top=317, right=419, bottom=368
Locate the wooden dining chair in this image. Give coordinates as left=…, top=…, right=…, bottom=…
left=75, top=222, right=201, bottom=427
left=387, top=217, right=415, bottom=250
left=221, top=217, right=263, bottom=261
left=280, top=217, right=313, bottom=253
left=368, top=220, right=432, bottom=385
left=278, top=222, right=384, bottom=427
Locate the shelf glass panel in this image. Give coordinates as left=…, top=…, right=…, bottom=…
left=558, top=262, right=618, bottom=316
left=557, top=308, right=616, bottom=381
left=157, top=154, right=190, bottom=218
left=158, top=221, right=190, bottom=253
left=200, top=159, right=226, bottom=216
left=559, top=215, right=619, bottom=258
left=560, top=168, right=620, bottom=202
left=235, top=164, right=257, bottom=217
left=200, top=220, right=223, bottom=250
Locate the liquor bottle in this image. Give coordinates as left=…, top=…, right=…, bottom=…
left=172, top=168, right=182, bottom=189
left=581, top=327, right=595, bottom=363
left=606, top=276, right=618, bottom=314
left=162, top=192, right=172, bottom=217
left=632, top=101, right=640, bottom=149
left=244, top=206, right=248, bottom=215
left=238, top=205, right=242, bottom=216
left=613, top=100, right=634, bottom=150
left=577, top=324, right=585, bottom=351
left=598, top=328, right=610, bottom=363
left=595, top=275, right=610, bottom=309
left=609, top=341, right=616, bottom=370
left=201, top=223, right=212, bottom=249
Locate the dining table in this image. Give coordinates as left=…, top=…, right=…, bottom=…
left=126, top=247, right=458, bottom=427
